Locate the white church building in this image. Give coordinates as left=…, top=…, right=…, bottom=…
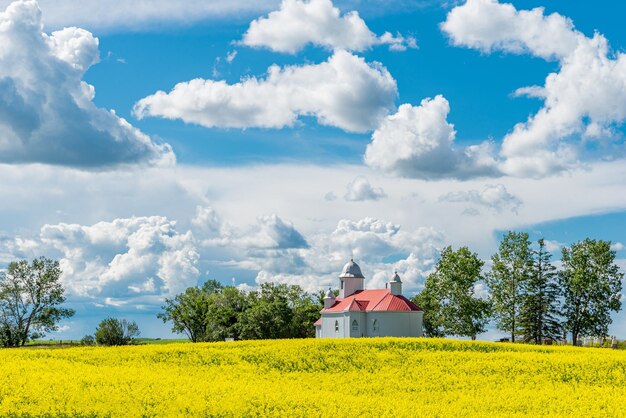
left=314, top=259, right=424, bottom=338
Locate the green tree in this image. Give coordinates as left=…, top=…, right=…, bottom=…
left=519, top=239, right=562, bottom=344
left=0, top=257, right=74, bottom=347
left=237, top=283, right=321, bottom=340
left=486, top=231, right=533, bottom=343
left=560, top=239, right=623, bottom=344
left=80, top=335, right=95, bottom=346
left=205, top=286, right=248, bottom=341
left=412, top=286, right=445, bottom=338
left=414, top=246, right=490, bottom=340
left=157, top=280, right=223, bottom=342
left=95, top=317, right=140, bottom=346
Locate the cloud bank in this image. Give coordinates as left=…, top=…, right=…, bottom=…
left=7, top=216, right=199, bottom=304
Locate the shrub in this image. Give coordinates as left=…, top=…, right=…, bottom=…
left=80, top=335, right=96, bottom=346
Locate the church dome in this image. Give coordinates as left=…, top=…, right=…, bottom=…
left=391, top=272, right=402, bottom=283
left=324, top=288, right=335, bottom=299
left=340, top=259, right=364, bottom=278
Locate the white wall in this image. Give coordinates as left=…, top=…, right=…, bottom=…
left=317, top=311, right=423, bottom=338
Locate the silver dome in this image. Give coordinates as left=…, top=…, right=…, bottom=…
left=339, top=259, right=364, bottom=278
left=391, top=272, right=402, bottom=283
left=324, top=288, right=335, bottom=299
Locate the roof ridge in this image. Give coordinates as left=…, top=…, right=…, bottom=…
left=369, top=291, right=393, bottom=311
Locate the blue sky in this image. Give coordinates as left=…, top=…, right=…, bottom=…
left=0, top=0, right=625, bottom=340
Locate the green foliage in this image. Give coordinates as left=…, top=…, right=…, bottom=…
left=205, top=286, right=248, bottom=341
left=559, top=239, right=623, bottom=343
left=237, top=283, right=321, bottom=340
left=95, top=318, right=140, bottom=346
left=81, top=335, right=96, bottom=346
left=159, top=281, right=322, bottom=342
left=486, top=231, right=533, bottom=343
left=157, top=282, right=219, bottom=342
left=519, top=239, right=563, bottom=344
left=413, top=246, right=490, bottom=339
left=0, top=257, right=75, bottom=347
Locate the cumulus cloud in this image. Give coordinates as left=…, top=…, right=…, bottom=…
left=3, top=216, right=199, bottom=302
left=205, top=214, right=308, bottom=251
left=442, top=0, right=626, bottom=178
left=134, top=50, right=397, bottom=133
left=241, top=0, right=416, bottom=53
left=440, top=184, right=521, bottom=214
left=344, top=176, right=386, bottom=201
left=364, top=95, right=497, bottom=179
left=0, top=0, right=173, bottom=167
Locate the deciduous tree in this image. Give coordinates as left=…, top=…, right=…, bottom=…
left=0, top=257, right=74, bottom=347
left=560, top=239, right=623, bottom=344
left=95, top=318, right=140, bottom=346
left=414, top=246, right=490, bottom=340
left=486, top=232, right=533, bottom=343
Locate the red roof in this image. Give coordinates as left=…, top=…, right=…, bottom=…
left=313, top=318, right=322, bottom=326
left=322, top=289, right=422, bottom=313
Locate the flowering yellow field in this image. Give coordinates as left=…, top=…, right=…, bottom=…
left=1, top=338, right=625, bottom=417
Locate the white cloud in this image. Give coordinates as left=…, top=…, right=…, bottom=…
left=611, top=242, right=624, bottom=252
left=344, top=176, right=386, bottom=201
left=0, top=0, right=173, bottom=167
left=543, top=239, right=563, bottom=253
left=241, top=0, right=416, bottom=53
left=54, top=324, right=70, bottom=332
left=441, top=0, right=578, bottom=60
left=364, top=95, right=497, bottom=179
left=205, top=214, right=308, bottom=251
left=251, top=216, right=444, bottom=292
left=225, top=50, right=238, bottom=63
left=440, top=184, right=521, bottom=214
left=0, top=0, right=279, bottom=31
left=7, top=216, right=199, bottom=300
left=192, top=206, right=221, bottom=237
left=134, top=50, right=397, bottom=133
left=442, top=0, right=626, bottom=178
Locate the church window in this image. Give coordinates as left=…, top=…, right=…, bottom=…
left=351, top=320, right=359, bottom=332
left=373, top=319, right=379, bottom=332
left=334, top=320, right=339, bottom=332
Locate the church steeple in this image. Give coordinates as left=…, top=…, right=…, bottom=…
left=339, top=258, right=365, bottom=298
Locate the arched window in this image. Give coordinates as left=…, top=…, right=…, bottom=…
left=334, top=320, right=339, bottom=332
left=351, top=320, right=359, bottom=332
left=373, top=319, right=379, bottom=332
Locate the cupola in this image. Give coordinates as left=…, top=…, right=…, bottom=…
left=389, top=271, right=402, bottom=296
left=323, top=288, right=336, bottom=309
left=339, top=259, right=365, bottom=298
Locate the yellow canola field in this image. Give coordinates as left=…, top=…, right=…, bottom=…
left=1, top=338, right=626, bottom=417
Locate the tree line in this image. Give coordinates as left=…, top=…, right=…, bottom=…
left=0, top=231, right=622, bottom=347
left=157, top=280, right=323, bottom=342
left=413, top=233, right=623, bottom=344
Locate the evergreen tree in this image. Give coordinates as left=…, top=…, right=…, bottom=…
left=486, top=231, right=533, bottom=343
left=519, top=239, right=562, bottom=344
